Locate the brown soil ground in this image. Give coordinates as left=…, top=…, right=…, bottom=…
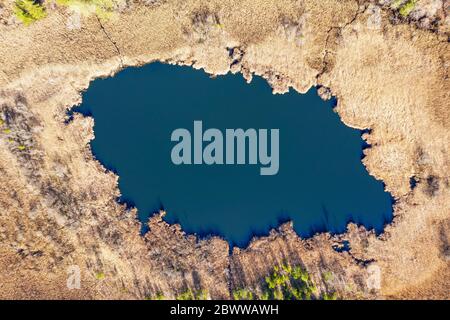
left=0, top=0, right=448, bottom=299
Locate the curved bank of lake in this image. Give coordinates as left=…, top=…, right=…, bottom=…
left=74, top=63, right=393, bottom=247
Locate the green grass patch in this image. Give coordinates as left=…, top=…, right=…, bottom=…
left=263, top=263, right=317, bottom=300
left=399, top=0, right=417, bottom=17
left=232, top=263, right=341, bottom=300
left=176, top=289, right=208, bottom=300
left=323, top=291, right=338, bottom=300
left=145, top=292, right=165, bottom=300
left=232, top=288, right=254, bottom=300
left=14, top=0, right=47, bottom=26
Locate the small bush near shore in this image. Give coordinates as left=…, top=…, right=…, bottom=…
left=399, top=0, right=417, bottom=17
left=14, top=0, right=47, bottom=25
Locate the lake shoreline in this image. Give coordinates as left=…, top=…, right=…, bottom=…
left=75, top=63, right=393, bottom=248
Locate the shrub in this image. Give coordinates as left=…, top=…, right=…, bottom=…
left=323, top=291, right=338, bottom=300
left=259, top=291, right=270, bottom=300
left=272, top=288, right=284, bottom=300
left=14, top=0, right=47, bottom=26
left=176, top=289, right=195, bottom=300
left=232, top=288, right=254, bottom=300
left=195, top=290, right=208, bottom=300
left=176, top=289, right=208, bottom=300
left=152, top=292, right=165, bottom=300
left=264, top=263, right=317, bottom=300
left=399, top=0, right=417, bottom=17
left=231, top=263, right=322, bottom=300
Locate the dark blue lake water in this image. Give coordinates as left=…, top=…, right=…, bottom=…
left=74, top=63, right=393, bottom=247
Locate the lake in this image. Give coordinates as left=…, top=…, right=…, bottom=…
left=74, top=63, right=393, bottom=247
